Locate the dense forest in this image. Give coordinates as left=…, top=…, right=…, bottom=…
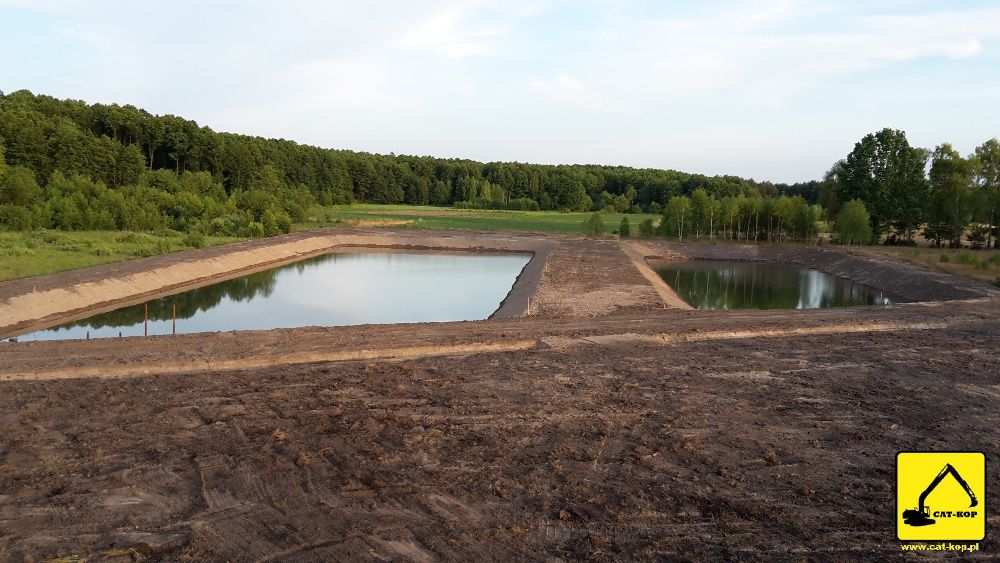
left=0, top=90, right=815, bottom=237
left=0, top=90, right=997, bottom=247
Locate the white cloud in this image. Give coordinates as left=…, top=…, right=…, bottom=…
left=398, top=8, right=511, bottom=59
left=525, top=4, right=1000, bottom=111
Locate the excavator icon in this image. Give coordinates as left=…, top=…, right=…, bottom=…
left=902, top=463, right=979, bottom=527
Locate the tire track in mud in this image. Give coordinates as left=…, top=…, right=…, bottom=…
left=0, top=320, right=954, bottom=381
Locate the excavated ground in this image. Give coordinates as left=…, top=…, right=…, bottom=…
left=1, top=230, right=999, bottom=561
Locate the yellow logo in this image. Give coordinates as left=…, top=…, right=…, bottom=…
left=897, top=451, right=986, bottom=542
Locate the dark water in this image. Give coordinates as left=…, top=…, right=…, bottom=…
left=19, top=252, right=531, bottom=341
left=655, top=260, right=892, bottom=310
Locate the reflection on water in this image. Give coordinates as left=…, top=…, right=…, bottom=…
left=19, top=252, right=531, bottom=341
left=656, top=260, right=892, bottom=310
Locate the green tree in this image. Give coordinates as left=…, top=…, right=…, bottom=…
left=0, top=165, right=41, bottom=206
left=836, top=200, right=873, bottom=245
left=925, top=144, right=974, bottom=247
left=690, top=188, right=712, bottom=238
left=974, top=138, right=1000, bottom=249
left=662, top=195, right=692, bottom=241
left=583, top=212, right=604, bottom=236
left=836, top=128, right=928, bottom=241
left=619, top=217, right=630, bottom=238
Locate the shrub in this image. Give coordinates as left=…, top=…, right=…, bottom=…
left=954, top=251, right=980, bottom=266
left=0, top=204, right=34, bottom=231
left=940, top=253, right=950, bottom=263
left=93, top=246, right=114, bottom=256
left=0, top=245, right=34, bottom=256
left=638, top=218, right=656, bottom=238
left=835, top=200, right=872, bottom=245
left=41, top=231, right=64, bottom=244
left=583, top=212, right=604, bottom=236
left=182, top=232, right=206, bottom=248
left=619, top=217, right=631, bottom=238
left=115, top=232, right=156, bottom=244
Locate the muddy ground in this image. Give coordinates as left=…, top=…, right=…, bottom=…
left=1, top=231, right=999, bottom=561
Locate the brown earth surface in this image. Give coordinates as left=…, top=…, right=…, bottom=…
left=1, top=230, right=999, bottom=561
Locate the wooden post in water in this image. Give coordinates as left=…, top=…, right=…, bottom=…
left=144, top=303, right=148, bottom=336
left=172, top=304, right=176, bottom=335
left=86, top=331, right=90, bottom=340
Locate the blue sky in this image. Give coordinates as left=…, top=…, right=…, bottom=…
left=2, top=0, right=999, bottom=183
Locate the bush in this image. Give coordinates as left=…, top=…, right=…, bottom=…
left=182, top=232, right=206, bottom=248
left=954, top=251, right=980, bottom=266
left=115, top=232, right=156, bottom=244
left=835, top=200, right=873, bottom=245
left=638, top=218, right=656, bottom=238
left=0, top=204, right=34, bottom=231
left=940, top=253, right=950, bottom=263
left=0, top=245, right=34, bottom=256
left=619, top=217, right=631, bottom=238
left=583, top=212, right=604, bottom=236
left=41, top=231, right=64, bottom=244
left=93, top=246, right=114, bottom=256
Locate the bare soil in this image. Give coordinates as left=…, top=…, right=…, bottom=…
left=1, top=230, right=999, bottom=561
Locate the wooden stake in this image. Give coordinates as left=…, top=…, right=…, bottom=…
left=172, top=304, right=176, bottom=335
left=144, top=303, right=148, bottom=336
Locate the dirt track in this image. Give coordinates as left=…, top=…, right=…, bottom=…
left=1, top=230, right=999, bottom=561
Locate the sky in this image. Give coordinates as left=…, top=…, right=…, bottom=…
left=1, top=0, right=999, bottom=183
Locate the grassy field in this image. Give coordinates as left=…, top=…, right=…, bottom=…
left=868, top=246, right=1000, bottom=286
left=298, top=204, right=660, bottom=234
left=4, top=205, right=999, bottom=287
left=0, top=230, right=242, bottom=281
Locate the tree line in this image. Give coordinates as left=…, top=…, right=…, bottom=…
left=830, top=129, right=1000, bottom=248
left=0, top=90, right=815, bottom=235
left=0, top=91, right=997, bottom=247
left=610, top=129, right=999, bottom=248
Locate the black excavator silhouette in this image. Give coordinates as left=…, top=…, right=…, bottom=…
left=902, top=463, right=978, bottom=527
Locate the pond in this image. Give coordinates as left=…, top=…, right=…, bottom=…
left=654, top=260, right=893, bottom=310
left=18, top=251, right=532, bottom=341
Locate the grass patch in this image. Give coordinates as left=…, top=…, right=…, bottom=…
left=0, top=230, right=242, bottom=281
left=873, top=246, right=1000, bottom=285
left=298, top=203, right=660, bottom=235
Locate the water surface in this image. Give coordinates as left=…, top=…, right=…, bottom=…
left=655, top=260, right=892, bottom=310
left=19, top=252, right=531, bottom=341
